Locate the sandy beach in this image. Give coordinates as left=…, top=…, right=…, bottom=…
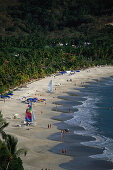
left=1, top=65, right=113, bottom=170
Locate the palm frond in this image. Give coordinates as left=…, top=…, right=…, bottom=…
left=6, top=135, right=18, bottom=154
left=16, top=148, right=27, bottom=156
left=0, top=122, right=9, bottom=133
left=1, top=130, right=7, bottom=140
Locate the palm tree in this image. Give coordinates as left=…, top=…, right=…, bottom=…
left=0, top=111, right=9, bottom=140
left=0, top=112, right=27, bottom=170
left=5, top=134, right=27, bottom=170
left=0, top=122, right=9, bottom=141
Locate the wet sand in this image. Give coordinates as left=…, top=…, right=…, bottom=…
left=0, top=66, right=113, bottom=170
left=51, top=93, right=113, bottom=170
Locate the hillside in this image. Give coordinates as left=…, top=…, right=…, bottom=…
left=0, top=0, right=113, bottom=38
left=0, top=0, right=113, bottom=94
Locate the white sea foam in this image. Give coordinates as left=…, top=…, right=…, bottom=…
left=65, top=94, right=113, bottom=162
left=66, top=96, right=99, bottom=133
left=83, top=136, right=113, bottom=162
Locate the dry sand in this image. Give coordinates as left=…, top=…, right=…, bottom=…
left=0, top=66, right=113, bottom=170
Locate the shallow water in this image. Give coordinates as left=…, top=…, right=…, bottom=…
left=65, top=76, right=113, bottom=162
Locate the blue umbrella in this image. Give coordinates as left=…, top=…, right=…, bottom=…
left=32, top=98, right=38, bottom=102
left=0, top=95, right=11, bottom=98
left=33, top=98, right=38, bottom=100
left=60, top=71, right=67, bottom=75
left=27, top=98, right=33, bottom=102
left=7, top=93, right=14, bottom=95
left=0, top=95, right=5, bottom=98
left=4, top=95, right=11, bottom=98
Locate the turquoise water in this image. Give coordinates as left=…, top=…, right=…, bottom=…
left=66, top=76, right=113, bottom=162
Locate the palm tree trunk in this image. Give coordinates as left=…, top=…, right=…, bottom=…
left=6, top=160, right=10, bottom=170
left=6, top=156, right=12, bottom=170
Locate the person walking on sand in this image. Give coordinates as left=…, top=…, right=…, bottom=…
left=69, top=108, right=72, bottom=113
left=61, top=130, right=65, bottom=142
left=62, top=149, right=65, bottom=154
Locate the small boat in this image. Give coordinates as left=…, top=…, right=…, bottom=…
left=48, top=80, right=53, bottom=92
left=25, top=102, right=36, bottom=126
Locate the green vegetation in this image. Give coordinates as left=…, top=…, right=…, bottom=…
left=0, top=1, right=113, bottom=169
left=0, top=0, right=113, bottom=37
left=0, top=0, right=113, bottom=93
left=0, top=24, right=113, bottom=93
left=0, top=111, right=27, bottom=170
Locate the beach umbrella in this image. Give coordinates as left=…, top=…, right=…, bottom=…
left=39, top=99, right=46, bottom=102
left=0, top=95, right=11, bottom=99
left=32, top=99, right=37, bottom=103
left=0, top=95, right=4, bottom=98
left=1, top=95, right=10, bottom=98
left=4, top=95, right=11, bottom=98
left=33, top=98, right=38, bottom=100
left=7, top=92, right=14, bottom=95
left=60, top=71, right=67, bottom=75
left=42, top=99, right=46, bottom=102
left=27, top=98, right=38, bottom=103
left=27, top=98, right=33, bottom=102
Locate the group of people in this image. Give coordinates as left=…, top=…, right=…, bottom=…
left=48, top=124, right=52, bottom=128
left=61, top=128, right=70, bottom=142
left=67, top=79, right=72, bottom=82
left=62, top=148, right=67, bottom=154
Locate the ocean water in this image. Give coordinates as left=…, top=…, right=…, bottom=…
left=65, top=76, right=113, bottom=162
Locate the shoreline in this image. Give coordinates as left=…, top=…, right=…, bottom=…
left=51, top=90, right=113, bottom=170
left=1, top=66, right=113, bottom=170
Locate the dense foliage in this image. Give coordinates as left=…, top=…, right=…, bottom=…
left=0, top=0, right=113, bottom=36
left=0, top=0, right=113, bottom=93
left=0, top=112, right=26, bottom=170
left=0, top=24, right=113, bottom=93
